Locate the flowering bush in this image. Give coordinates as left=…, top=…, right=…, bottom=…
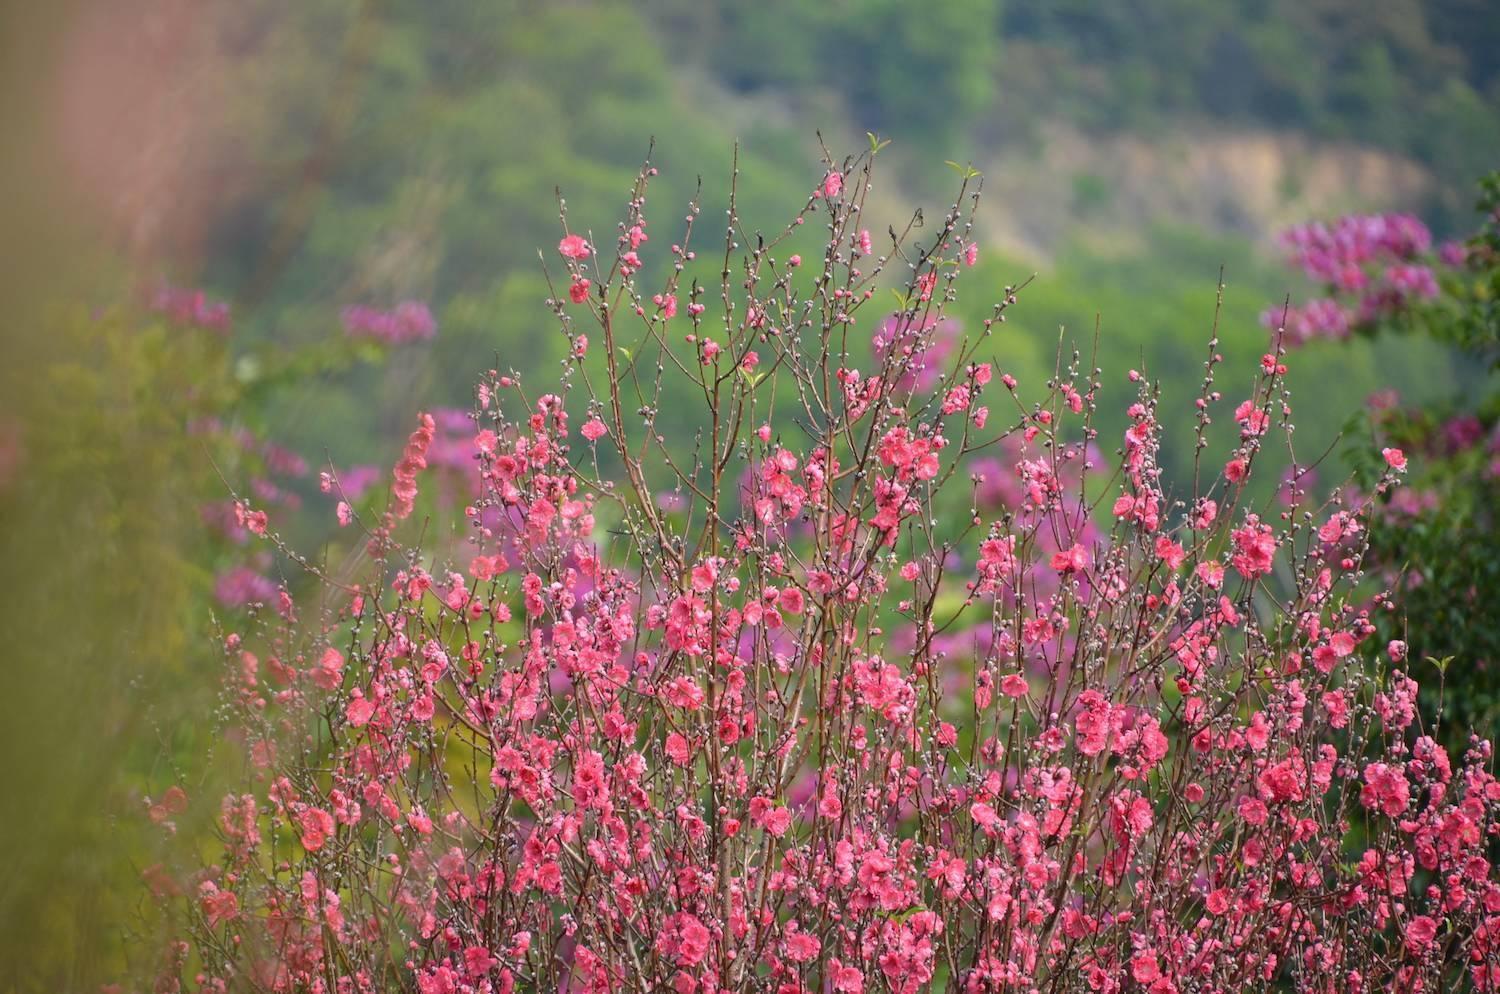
left=1260, top=213, right=1455, bottom=346
left=141, top=148, right=1500, bottom=993
left=1271, top=173, right=1500, bottom=747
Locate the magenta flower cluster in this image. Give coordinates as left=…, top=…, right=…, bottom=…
left=341, top=300, right=438, bottom=345
left=1263, top=213, right=1463, bottom=345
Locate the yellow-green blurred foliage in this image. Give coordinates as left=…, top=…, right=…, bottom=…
left=0, top=304, right=238, bottom=990
left=0, top=7, right=229, bottom=989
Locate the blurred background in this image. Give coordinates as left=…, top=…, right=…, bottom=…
left=1, top=1, right=1497, bottom=989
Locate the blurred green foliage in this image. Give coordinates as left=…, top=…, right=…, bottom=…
left=651, top=0, right=1500, bottom=223
left=0, top=301, right=234, bottom=990
left=191, top=0, right=1494, bottom=476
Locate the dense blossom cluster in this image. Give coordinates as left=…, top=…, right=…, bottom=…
left=1262, top=213, right=1465, bottom=345
left=342, top=301, right=439, bottom=345
left=141, top=151, right=1500, bottom=994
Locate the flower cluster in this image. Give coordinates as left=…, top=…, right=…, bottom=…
left=1262, top=213, right=1465, bottom=345
left=141, top=150, right=1500, bottom=994
left=388, top=412, right=436, bottom=521
left=211, top=561, right=279, bottom=609
left=341, top=300, right=438, bottom=345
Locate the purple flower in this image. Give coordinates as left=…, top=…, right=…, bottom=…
left=1441, top=414, right=1484, bottom=455
left=342, top=300, right=438, bottom=344
left=1279, top=213, right=1432, bottom=284
left=214, top=566, right=278, bottom=608
left=1383, top=264, right=1439, bottom=301
left=1263, top=298, right=1352, bottom=345
left=334, top=465, right=381, bottom=502
left=873, top=314, right=959, bottom=392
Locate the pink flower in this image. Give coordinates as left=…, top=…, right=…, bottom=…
left=665, top=732, right=692, bottom=766
left=346, top=692, right=376, bottom=727
left=1155, top=537, right=1186, bottom=569
left=1074, top=691, right=1114, bottom=756
left=1234, top=399, right=1269, bottom=437
left=311, top=647, right=344, bottom=691
left=581, top=418, right=608, bottom=442
left=1405, top=914, right=1439, bottom=953
left=1130, top=951, right=1161, bottom=984
left=198, top=882, right=239, bottom=928
left=1230, top=517, right=1277, bottom=578
left=1323, top=690, right=1349, bottom=728
left=818, top=784, right=843, bottom=820
left=299, top=807, right=336, bottom=851
left=558, top=234, right=591, bottom=259
left=389, top=412, right=436, bottom=521
left=148, top=785, right=189, bottom=825
left=464, top=946, right=497, bottom=979
left=785, top=928, right=820, bottom=963
left=750, top=796, right=792, bottom=837
left=830, top=959, right=863, bottom=994
left=675, top=915, right=711, bottom=967
left=1382, top=447, right=1407, bottom=471
left=1360, top=762, right=1410, bottom=817
left=822, top=171, right=843, bottom=199
left=1050, top=543, right=1090, bottom=574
